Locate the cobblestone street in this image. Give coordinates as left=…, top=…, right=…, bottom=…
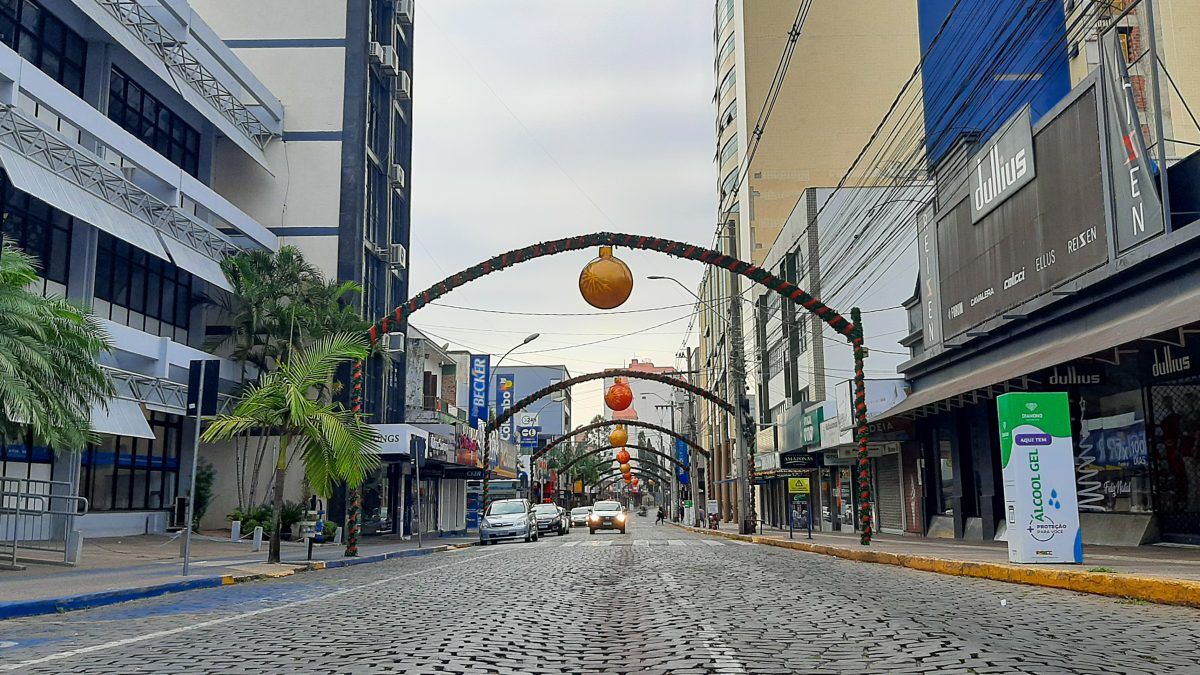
left=1, top=521, right=1197, bottom=674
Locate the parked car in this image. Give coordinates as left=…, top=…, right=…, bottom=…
left=479, top=499, right=538, bottom=544
left=533, top=502, right=570, bottom=536
left=588, top=500, right=627, bottom=534
left=569, top=506, right=592, bottom=527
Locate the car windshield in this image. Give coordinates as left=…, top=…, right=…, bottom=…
left=487, top=501, right=525, bottom=515
left=593, top=501, right=620, bottom=511
left=533, top=504, right=558, bottom=514
left=571, top=507, right=590, bottom=515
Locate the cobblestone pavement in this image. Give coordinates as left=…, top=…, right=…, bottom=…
left=1, top=520, right=1197, bottom=674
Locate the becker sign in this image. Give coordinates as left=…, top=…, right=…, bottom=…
left=970, top=106, right=1035, bottom=223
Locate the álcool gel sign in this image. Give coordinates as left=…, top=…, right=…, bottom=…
left=997, top=392, right=1082, bottom=564
left=970, top=106, right=1036, bottom=223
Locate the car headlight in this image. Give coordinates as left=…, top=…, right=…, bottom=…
left=616, top=513, right=626, bottom=522
left=588, top=514, right=599, bottom=521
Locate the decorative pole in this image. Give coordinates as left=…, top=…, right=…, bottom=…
left=345, top=358, right=364, bottom=557
left=851, top=307, right=873, bottom=546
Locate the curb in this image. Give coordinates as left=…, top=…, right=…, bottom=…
left=0, top=542, right=477, bottom=621
left=672, top=524, right=1200, bottom=609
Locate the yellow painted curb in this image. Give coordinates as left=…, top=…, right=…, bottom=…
left=677, top=525, right=1200, bottom=609
left=311, top=561, right=326, bottom=570
left=220, top=575, right=235, bottom=586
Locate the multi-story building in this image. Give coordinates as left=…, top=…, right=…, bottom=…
left=0, top=0, right=284, bottom=540
left=706, top=0, right=921, bottom=526
left=191, top=0, right=415, bottom=424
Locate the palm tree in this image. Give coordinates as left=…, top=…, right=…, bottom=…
left=0, top=240, right=112, bottom=451
left=201, top=333, right=381, bottom=563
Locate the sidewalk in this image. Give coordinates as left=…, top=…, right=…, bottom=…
left=678, top=521, right=1200, bottom=608
left=0, top=530, right=475, bottom=619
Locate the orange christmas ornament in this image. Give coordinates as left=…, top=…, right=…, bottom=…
left=578, top=246, right=633, bottom=309
left=608, top=425, right=628, bottom=447
left=631, top=478, right=639, bottom=487
left=623, top=473, right=633, bottom=483
left=616, top=449, right=631, bottom=464
left=605, top=378, right=633, bottom=412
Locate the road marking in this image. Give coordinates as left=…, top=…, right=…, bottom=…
left=560, top=541, right=579, bottom=547
left=668, top=540, right=686, bottom=546
left=0, top=550, right=505, bottom=672
left=702, top=540, right=725, bottom=546
left=590, top=540, right=612, bottom=547
left=634, top=540, right=650, bottom=546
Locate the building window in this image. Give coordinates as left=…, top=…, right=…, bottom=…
left=0, top=0, right=87, bottom=96
left=720, top=169, right=738, bottom=201
left=107, top=68, right=201, bottom=178
left=0, top=170, right=72, bottom=296
left=766, top=339, right=785, bottom=381
left=720, top=99, right=737, bottom=129
left=718, top=0, right=735, bottom=30
left=92, top=232, right=197, bottom=343
left=367, top=71, right=389, bottom=163
left=719, top=134, right=739, bottom=165
left=718, top=68, right=736, bottom=99
left=80, top=412, right=181, bottom=512
left=366, top=163, right=388, bottom=246
left=717, top=33, right=735, bottom=64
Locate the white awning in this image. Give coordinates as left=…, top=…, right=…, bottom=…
left=0, top=146, right=168, bottom=260
left=90, top=398, right=156, bottom=440
left=159, top=233, right=233, bottom=292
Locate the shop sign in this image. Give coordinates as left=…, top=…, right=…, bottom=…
left=373, top=424, right=426, bottom=456
left=970, top=106, right=1036, bottom=223
left=706, top=499, right=720, bottom=516
left=801, top=408, right=824, bottom=447
left=1101, top=29, right=1164, bottom=253
left=836, top=380, right=908, bottom=432
left=1145, top=343, right=1195, bottom=381
left=937, top=90, right=1109, bottom=338
left=754, top=452, right=780, bottom=472
left=836, top=442, right=900, bottom=460
left=787, top=477, right=810, bottom=494
left=497, top=374, right=515, bottom=443
left=468, top=354, right=490, bottom=428
left=997, top=392, right=1082, bottom=564
left=427, top=433, right=454, bottom=462
left=779, top=450, right=821, bottom=470
left=818, top=418, right=843, bottom=449
left=444, top=467, right=485, bottom=480
left=1045, top=365, right=1103, bottom=387
left=455, top=425, right=483, bottom=468
left=516, top=425, right=540, bottom=449
left=917, top=204, right=945, bottom=354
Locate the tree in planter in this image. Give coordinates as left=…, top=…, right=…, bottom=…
left=201, top=333, right=381, bottom=563
left=0, top=240, right=112, bottom=451
left=192, top=458, right=216, bottom=530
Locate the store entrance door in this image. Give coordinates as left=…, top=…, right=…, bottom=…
left=1150, top=382, right=1200, bottom=543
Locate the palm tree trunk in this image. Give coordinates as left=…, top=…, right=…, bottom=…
left=269, top=438, right=288, bottom=564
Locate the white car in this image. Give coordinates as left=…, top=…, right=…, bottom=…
left=479, top=499, right=538, bottom=544
left=588, top=500, right=627, bottom=534
left=569, top=506, right=592, bottom=527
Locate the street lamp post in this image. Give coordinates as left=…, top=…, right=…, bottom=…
left=644, top=393, right=682, bottom=523
left=482, top=333, right=539, bottom=502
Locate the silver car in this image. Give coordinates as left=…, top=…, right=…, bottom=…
left=587, top=500, right=627, bottom=534
left=479, top=498, right=538, bottom=544
left=533, top=503, right=570, bottom=536
left=569, top=506, right=591, bottom=527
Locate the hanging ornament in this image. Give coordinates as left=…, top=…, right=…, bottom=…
left=608, top=425, right=628, bottom=447
left=578, top=245, right=634, bottom=309
left=605, top=377, right=633, bottom=412
left=623, top=473, right=633, bottom=483
left=616, top=448, right=631, bottom=464
left=631, top=478, right=639, bottom=488
left=619, top=463, right=631, bottom=474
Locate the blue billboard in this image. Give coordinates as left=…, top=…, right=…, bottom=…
left=675, top=438, right=690, bottom=485
left=497, top=373, right=516, bottom=443
left=469, top=354, right=490, bottom=428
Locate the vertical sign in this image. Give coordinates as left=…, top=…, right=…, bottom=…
left=497, top=373, right=515, bottom=443
left=1102, top=29, right=1164, bottom=252
left=675, top=438, right=689, bottom=485
left=997, top=392, right=1082, bottom=564
left=917, top=205, right=943, bottom=354
left=186, top=359, right=220, bottom=416
left=469, top=355, right=490, bottom=428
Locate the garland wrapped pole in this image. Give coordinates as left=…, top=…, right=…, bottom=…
left=852, top=307, right=873, bottom=546
left=345, top=358, right=365, bottom=557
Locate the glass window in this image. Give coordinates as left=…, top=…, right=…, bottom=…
left=718, top=68, right=736, bottom=99
left=0, top=169, right=72, bottom=296
left=937, top=438, right=955, bottom=515
left=81, top=413, right=182, bottom=512
left=717, top=33, right=735, bottom=64
left=0, top=0, right=87, bottom=96
left=720, top=169, right=738, bottom=201
left=720, top=134, right=739, bottom=165
left=107, top=68, right=201, bottom=177
left=93, top=232, right=197, bottom=340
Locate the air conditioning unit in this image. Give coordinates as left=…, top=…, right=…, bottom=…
left=389, top=163, right=406, bottom=189
left=396, top=0, right=414, bottom=25
left=381, top=45, right=400, bottom=76
left=389, top=243, right=407, bottom=270
left=367, top=41, right=385, bottom=65
left=395, top=71, right=412, bottom=100
left=381, top=332, right=405, bottom=359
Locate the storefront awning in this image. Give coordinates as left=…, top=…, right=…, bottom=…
left=882, top=281, right=1200, bottom=420
left=90, top=398, right=155, bottom=440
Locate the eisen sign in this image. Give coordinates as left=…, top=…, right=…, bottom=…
left=970, top=107, right=1036, bottom=223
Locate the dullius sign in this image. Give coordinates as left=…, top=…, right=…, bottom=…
left=997, top=392, right=1082, bottom=564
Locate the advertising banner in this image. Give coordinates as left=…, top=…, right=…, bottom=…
left=1101, top=29, right=1164, bottom=253
left=497, top=373, right=515, bottom=443
left=997, top=392, right=1083, bottom=564
left=517, top=425, right=540, bottom=449
left=469, top=355, right=490, bottom=429
left=675, top=438, right=689, bottom=485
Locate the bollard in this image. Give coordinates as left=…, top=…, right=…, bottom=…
left=333, top=526, right=343, bottom=545
left=230, top=520, right=241, bottom=542
left=67, top=530, right=84, bottom=564
left=252, top=526, right=263, bottom=552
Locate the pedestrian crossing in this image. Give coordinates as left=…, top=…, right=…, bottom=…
left=555, top=539, right=751, bottom=547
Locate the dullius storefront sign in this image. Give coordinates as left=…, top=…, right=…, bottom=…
left=970, top=106, right=1036, bottom=223
left=997, top=392, right=1082, bottom=564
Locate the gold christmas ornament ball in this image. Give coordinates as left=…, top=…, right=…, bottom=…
left=578, top=246, right=633, bottom=310
left=608, top=425, right=628, bottom=447
left=619, top=463, right=631, bottom=474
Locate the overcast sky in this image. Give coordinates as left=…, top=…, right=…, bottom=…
left=410, top=2, right=716, bottom=423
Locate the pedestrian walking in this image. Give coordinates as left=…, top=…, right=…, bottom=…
left=656, top=507, right=665, bottom=525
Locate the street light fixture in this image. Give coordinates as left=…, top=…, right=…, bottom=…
left=486, top=332, right=540, bottom=422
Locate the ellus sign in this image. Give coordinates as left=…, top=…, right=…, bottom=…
left=997, top=392, right=1082, bottom=564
